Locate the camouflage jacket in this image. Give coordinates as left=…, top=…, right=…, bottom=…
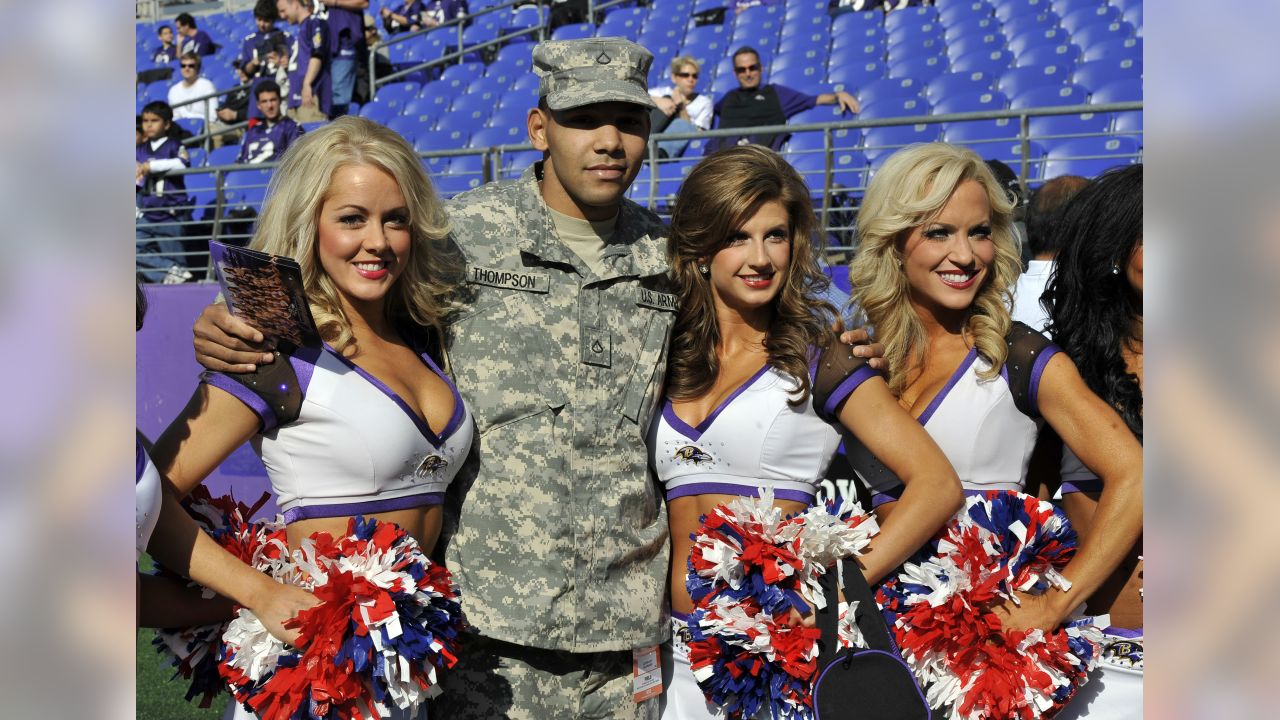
left=439, top=164, right=678, bottom=652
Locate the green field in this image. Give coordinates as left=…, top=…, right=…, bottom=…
left=137, top=553, right=230, bottom=719
left=136, top=628, right=230, bottom=719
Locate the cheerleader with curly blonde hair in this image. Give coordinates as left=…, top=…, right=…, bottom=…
left=847, top=142, right=1142, bottom=642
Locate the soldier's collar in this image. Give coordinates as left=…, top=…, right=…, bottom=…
left=519, top=162, right=668, bottom=279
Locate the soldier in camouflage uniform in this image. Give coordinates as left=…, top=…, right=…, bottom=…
left=432, top=38, right=676, bottom=719
left=192, top=37, right=676, bottom=720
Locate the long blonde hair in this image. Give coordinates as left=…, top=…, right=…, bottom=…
left=848, top=142, right=1021, bottom=394
left=250, top=116, right=455, bottom=355
left=667, top=145, right=837, bottom=405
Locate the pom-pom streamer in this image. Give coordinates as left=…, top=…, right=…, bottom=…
left=875, top=491, right=1104, bottom=719
left=685, top=489, right=880, bottom=720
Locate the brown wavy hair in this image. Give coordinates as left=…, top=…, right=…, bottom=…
left=250, top=116, right=457, bottom=355
left=667, top=145, right=837, bottom=406
left=848, top=142, right=1021, bottom=394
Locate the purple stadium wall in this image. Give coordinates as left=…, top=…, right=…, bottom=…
left=137, top=283, right=276, bottom=517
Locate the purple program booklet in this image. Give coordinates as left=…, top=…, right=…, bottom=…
left=209, top=241, right=321, bottom=350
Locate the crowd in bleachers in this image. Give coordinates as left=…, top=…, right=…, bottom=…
left=135, top=0, right=1142, bottom=280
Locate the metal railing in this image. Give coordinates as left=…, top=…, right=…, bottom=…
left=136, top=101, right=1142, bottom=281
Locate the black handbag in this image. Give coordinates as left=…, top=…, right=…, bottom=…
left=812, top=557, right=930, bottom=720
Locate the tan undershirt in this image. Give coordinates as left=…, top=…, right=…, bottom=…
left=548, top=207, right=617, bottom=277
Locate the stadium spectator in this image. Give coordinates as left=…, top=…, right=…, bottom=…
left=278, top=0, right=331, bottom=122
left=708, top=46, right=858, bottom=152
left=175, top=12, right=218, bottom=57
left=153, top=25, right=178, bottom=65
left=380, top=0, right=425, bottom=33
left=1011, top=175, right=1091, bottom=331
left=237, top=80, right=305, bottom=164
left=168, top=53, right=218, bottom=127
left=240, top=0, right=290, bottom=78
left=358, top=15, right=395, bottom=103
left=421, top=0, right=468, bottom=27
left=210, top=62, right=253, bottom=148
left=648, top=55, right=712, bottom=158
left=263, top=41, right=292, bottom=100
left=135, top=101, right=192, bottom=284
left=320, top=0, right=368, bottom=118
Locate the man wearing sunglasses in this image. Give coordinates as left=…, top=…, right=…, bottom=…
left=709, top=45, right=859, bottom=152
left=167, top=53, right=218, bottom=127
left=648, top=56, right=713, bottom=158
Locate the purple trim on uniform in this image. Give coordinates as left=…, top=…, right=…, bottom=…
left=136, top=439, right=148, bottom=483
left=663, top=363, right=771, bottom=441
left=419, top=350, right=467, bottom=441
left=1000, top=363, right=1010, bottom=383
left=288, top=346, right=320, bottom=396
left=281, top=492, right=444, bottom=523
left=1027, top=344, right=1062, bottom=416
left=870, top=485, right=905, bottom=508
left=1061, top=478, right=1103, bottom=494
left=822, top=364, right=881, bottom=417
left=324, top=343, right=461, bottom=447
left=665, top=482, right=814, bottom=504
left=672, top=609, right=692, bottom=623
left=916, top=347, right=978, bottom=426
left=202, top=371, right=277, bottom=431
left=1102, top=626, right=1143, bottom=638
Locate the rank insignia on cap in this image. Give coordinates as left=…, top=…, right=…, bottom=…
left=596, top=51, right=611, bottom=64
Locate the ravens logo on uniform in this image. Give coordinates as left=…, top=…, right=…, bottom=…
left=415, top=454, right=448, bottom=478
left=1102, top=639, right=1143, bottom=669
left=673, top=445, right=713, bottom=465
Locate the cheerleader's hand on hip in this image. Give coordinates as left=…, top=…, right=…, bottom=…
left=251, top=582, right=321, bottom=647
left=991, top=591, right=1068, bottom=635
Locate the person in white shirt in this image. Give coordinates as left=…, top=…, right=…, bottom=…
left=1011, top=174, right=1090, bottom=331
left=648, top=56, right=713, bottom=158
left=167, top=52, right=218, bottom=128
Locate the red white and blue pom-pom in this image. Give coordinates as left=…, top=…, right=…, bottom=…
left=220, top=516, right=465, bottom=720
left=150, top=488, right=285, bottom=707
left=875, top=491, right=1104, bottom=719
left=685, top=489, right=879, bottom=720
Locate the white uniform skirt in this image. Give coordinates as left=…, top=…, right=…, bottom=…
left=1054, top=627, right=1143, bottom=720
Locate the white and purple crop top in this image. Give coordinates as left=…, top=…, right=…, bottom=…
left=850, top=334, right=1062, bottom=506
left=648, top=360, right=880, bottom=505
left=203, top=342, right=473, bottom=524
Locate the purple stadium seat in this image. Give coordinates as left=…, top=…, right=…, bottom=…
left=1041, top=136, right=1139, bottom=179
left=926, top=71, right=996, bottom=102
left=826, top=60, right=887, bottom=94
left=1059, top=5, right=1122, bottom=34
left=1001, top=11, right=1061, bottom=40
left=550, top=23, right=594, bottom=42
left=1082, top=36, right=1141, bottom=63
left=947, top=32, right=1006, bottom=59
left=858, top=95, right=930, bottom=120
left=1072, top=20, right=1136, bottom=54
left=939, top=1, right=996, bottom=28
left=1010, top=83, right=1088, bottom=109
left=997, top=64, right=1070, bottom=98
left=943, top=118, right=1021, bottom=143
left=861, top=123, right=942, bottom=161
left=1112, top=110, right=1142, bottom=136
left=1007, top=26, right=1071, bottom=57
left=888, top=54, right=948, bottom=83
left=993, top=0, right=1055, bottom=24
left=1090, top=78, right=1143, bottom=104
left=1016, top=43, right=1082, bottom=71
left=1070, top=57, right=1142, bottom=93
left=1028, top=111, right=1112, bottom=139
left=942, top=13, right=999, bottom=39
left=386, top=114, right=423, bottom=145
left=951, top=48, right=1016, bottom=76
left=852, top=76, right=926, bottom=107
left=933, top=90, right=1008, bottom=115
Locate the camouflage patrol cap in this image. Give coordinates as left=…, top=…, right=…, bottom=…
left=532, top=37, right=658, bottom=111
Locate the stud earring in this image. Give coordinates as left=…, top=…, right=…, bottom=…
left=699, top=264, right=709, bottom=276
left=1111, top=264, right=1121, bottom=275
